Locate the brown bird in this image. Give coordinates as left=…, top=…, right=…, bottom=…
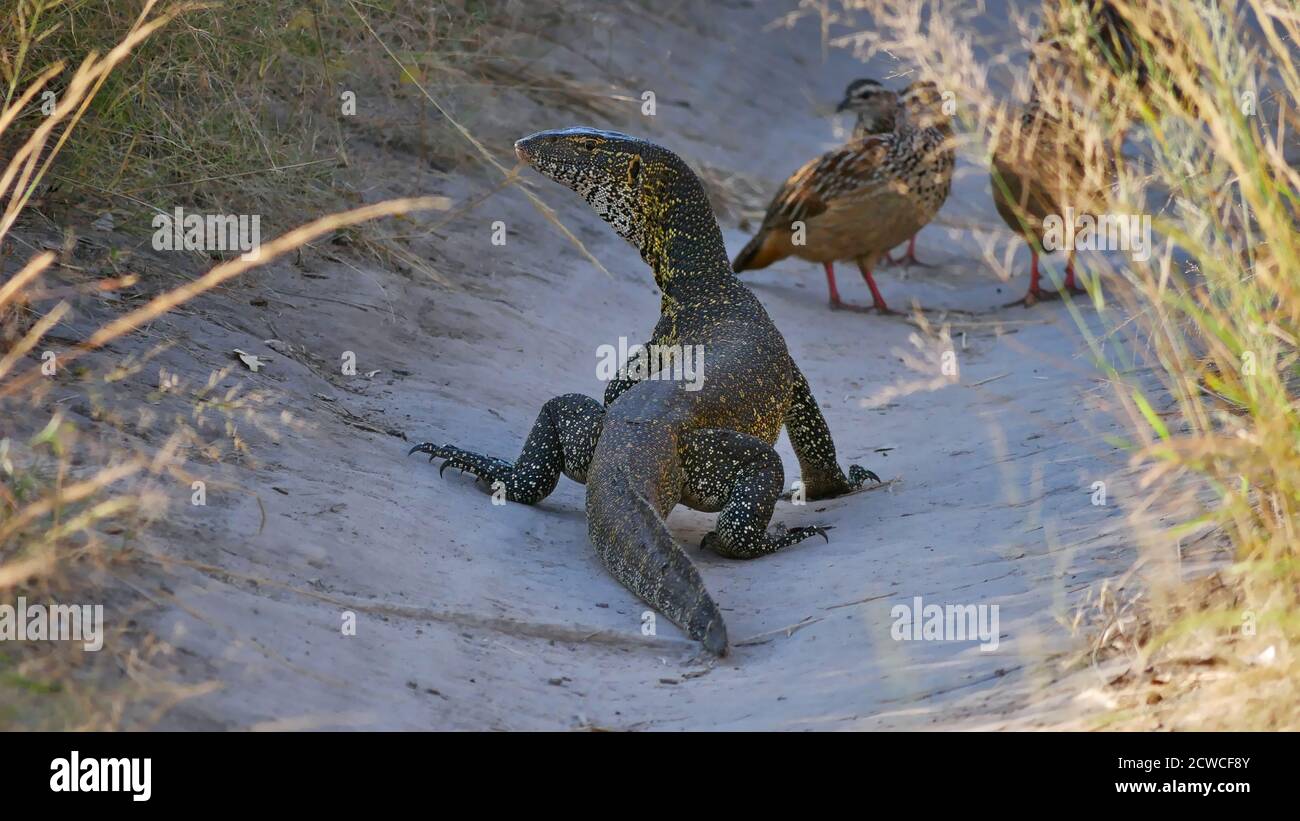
left=733, top=81, right=955, bottom=313
left=989, top=41, right=1116, bottom=305
left=837, top=79, right=932, bottom=268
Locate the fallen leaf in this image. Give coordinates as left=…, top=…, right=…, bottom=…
left=232, top=349, right=268, bottom=372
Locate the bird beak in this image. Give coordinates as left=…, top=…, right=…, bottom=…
left=835, top=98, right=851, bottom=113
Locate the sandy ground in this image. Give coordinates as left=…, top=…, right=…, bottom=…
left=41, top=0, right=1153, bottom=730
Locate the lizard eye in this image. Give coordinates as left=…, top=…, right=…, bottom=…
left=577, top=138, right=599, bottom=152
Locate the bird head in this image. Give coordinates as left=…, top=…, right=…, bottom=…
left=899, top=80, right=952, bottom=129
left=835, top=78, right=899, bottom=134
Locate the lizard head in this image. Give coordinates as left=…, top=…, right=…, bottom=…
left=835, top=78, right=898, bottom=133
left=899, top=80, right=952, bottom=129
left=515, top=127, right=695, bottom=253
left=516, top=127, right=729, bottom=286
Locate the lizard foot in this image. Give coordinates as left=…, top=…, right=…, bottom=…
left=700, top=523, right=833, bottom=558
left=848, top=464, right=882, bottom=488
left=408, top=442, right=510, bottom=484
left=799, top=465, right=882, bottom=500
left=773, top=523, right=833, bottom=548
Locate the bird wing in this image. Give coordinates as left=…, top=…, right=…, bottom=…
left=999, top=104, right=1111, bottom=205
left=757, top=135, right=893, bottom=231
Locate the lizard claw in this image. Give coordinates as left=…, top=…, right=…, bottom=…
left=409, top=442, right=437, bottom=457
left=775, top=522, right=833, bottom=544
left=800, top=526, right=830, bottom=543
left=410, top=442, right=463, bottom=465
left=410, top=443, right=476, bottom=478
left=848, top=464, right=882, bottom=487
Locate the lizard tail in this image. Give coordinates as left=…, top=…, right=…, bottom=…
left=585, top=449, right=729, bottom=655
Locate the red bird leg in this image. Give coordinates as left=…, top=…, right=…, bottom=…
left=886, top=235, right=927, bottom=267
left=900, top=236, right=927, bottom=266
left=824, top=262, right=844, bottom=308
left=856, top=260, right=894, bottom=314
left=1006, top=248, right=1053, bottom=307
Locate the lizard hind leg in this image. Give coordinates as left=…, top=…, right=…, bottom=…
left=408, top=393, right=604, bottom=505
left=681, top=428, right=832, bottom=560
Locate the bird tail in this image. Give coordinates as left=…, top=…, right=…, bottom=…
left=731, top=229, right=778, bottom=274
left=585, top=424, right=728, bottom=655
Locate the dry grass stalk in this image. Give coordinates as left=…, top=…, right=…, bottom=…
left=827, top=0, right=1300, bottom=728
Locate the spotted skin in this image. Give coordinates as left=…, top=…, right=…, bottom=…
left=680, top=428, right=834, bottom=559
left=785, top=362, right=878, bottom=499
left=601, top=313, right=673, bottom=407
left=410, top=393, right=603, bottom=503
left=412, top=127, right=880, bottom=656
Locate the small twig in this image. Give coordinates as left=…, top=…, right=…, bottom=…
left=734, top=615, right=823, bottom=647
left=967, top=372, right=1010, bottom=387
left=823, top=593, right=891, bottom=611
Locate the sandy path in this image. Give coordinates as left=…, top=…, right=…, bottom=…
left=133, top=0, right=1137, bottom=730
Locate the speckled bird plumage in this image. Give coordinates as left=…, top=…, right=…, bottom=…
left=989, top=44, right=1117, bottom=302
left=732, top=81, right=955, bottom=312
left=410, top=127, right=879, bottom=655
left=990, top=98, right=1111, bottom=241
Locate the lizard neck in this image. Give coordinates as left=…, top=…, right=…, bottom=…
left=639, top=172, right=732, bottom=301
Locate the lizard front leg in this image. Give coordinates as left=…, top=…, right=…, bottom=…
left=409, top=393, right=603, bottom=504
left=681, top=428, right=833, bottom=559
left=784, top=360, right=880, bottom=500
left=603, top=316, right=673, bottom=406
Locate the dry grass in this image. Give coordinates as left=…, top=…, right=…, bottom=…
left=0, top=1, right=450, bottom=729
left=0, top=0, right=634, bottom=728
left=827, top=0, right=1300, bottom=729
left=694, top=160, right=773, bottom=229
left=0, top=0, right=593, bottom=238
